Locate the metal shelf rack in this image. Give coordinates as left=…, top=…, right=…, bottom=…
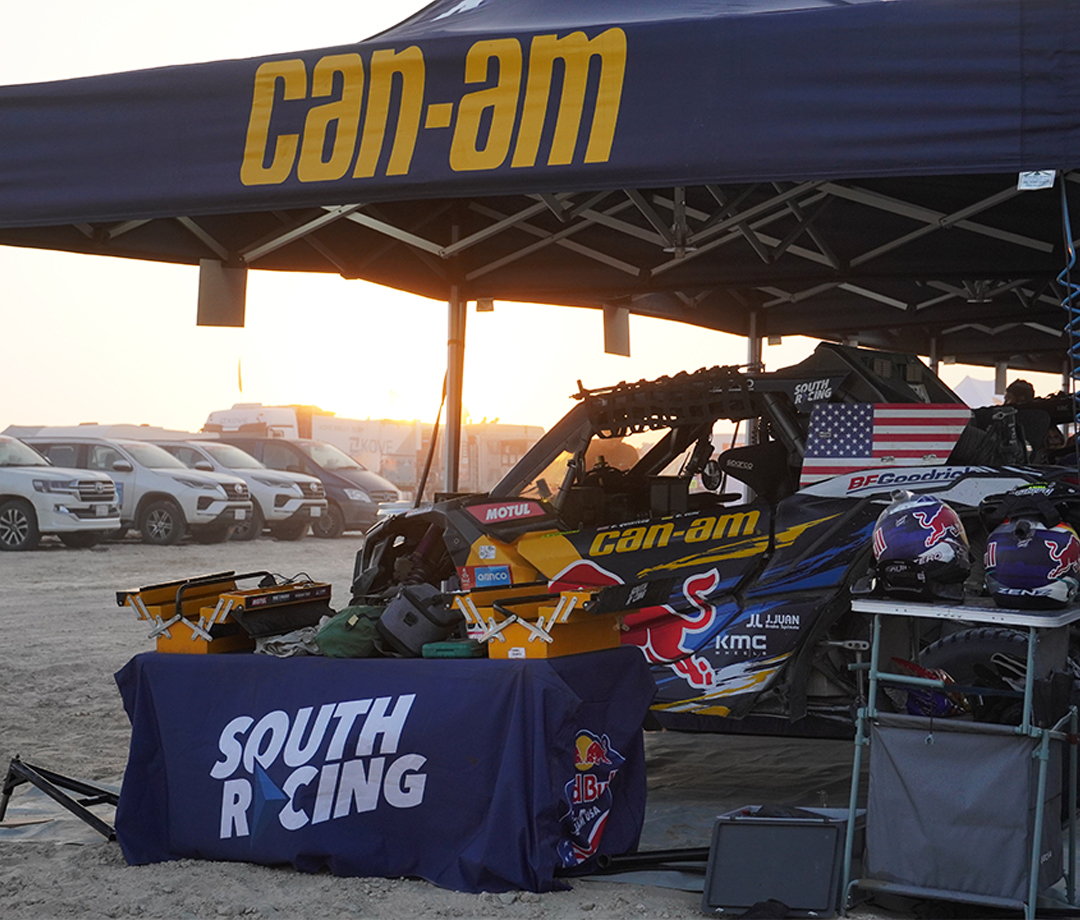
left=840, top=598, right=1080, bottom=919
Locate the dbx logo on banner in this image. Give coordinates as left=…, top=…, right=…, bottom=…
left=559, top=730, right=624, bottom=866
left=211, top=694, right=426, bottom=840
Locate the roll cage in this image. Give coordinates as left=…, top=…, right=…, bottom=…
left=491, top=342, right=968, bottom=526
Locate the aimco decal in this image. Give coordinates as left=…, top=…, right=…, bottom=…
left=241, top=28, right=627, bottom=186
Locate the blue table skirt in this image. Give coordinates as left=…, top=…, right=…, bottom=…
left=114, top=646, right=656, bottom=893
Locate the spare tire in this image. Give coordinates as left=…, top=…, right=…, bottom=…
left=920, top=627, right=1029, bottom=685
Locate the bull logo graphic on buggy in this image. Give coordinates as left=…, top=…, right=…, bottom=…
left=550, top=561, right=729, bottom=689
left=559, top=730, right=625, bottom=866
left=627, top=568, right=728, bottom=688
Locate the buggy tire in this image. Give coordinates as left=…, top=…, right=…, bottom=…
left=921, top=627, right=1033, bottom=727
left=138, top=500, right=186, bottom=546
left=0, top=498, right=40, bottom=551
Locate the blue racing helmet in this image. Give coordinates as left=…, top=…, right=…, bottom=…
left=985, top=517, right=1080, bottom=609
left=872, top=491, right=971, bottom=601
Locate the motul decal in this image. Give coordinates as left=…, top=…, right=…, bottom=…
left=466, top=501, right=548, bottom=524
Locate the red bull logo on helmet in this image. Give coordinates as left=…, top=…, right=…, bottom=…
left=911, top=504, right=961, bottom=548
left=1046, top=529, right=1080, bottom=580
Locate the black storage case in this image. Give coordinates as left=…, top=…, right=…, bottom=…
left=375, top=584, right=464, bottom=657
left=701, top=805, right=864, bottom=917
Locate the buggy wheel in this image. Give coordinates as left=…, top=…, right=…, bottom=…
left=920, top=627, right=1029, bottom=686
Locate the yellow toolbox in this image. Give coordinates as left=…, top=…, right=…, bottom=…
left=117, top=570, right=331, bottom=654
left=452, top=588, right=622, bottom=659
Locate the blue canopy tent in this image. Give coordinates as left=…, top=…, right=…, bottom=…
left=0, top=0, right=1078, bottom=486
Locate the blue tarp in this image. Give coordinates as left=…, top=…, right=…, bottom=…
left=113, top=647, right=656, bottom=893
left=0, top=0, right=1077, bottom=228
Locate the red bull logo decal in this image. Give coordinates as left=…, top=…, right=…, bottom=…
left=575, top=732, right=613, bottom=772
left=549, top=560, right=734, bottom=691
left=1046, top=532, right=1080, bottom=580
left=550, top=561, right=765, bottom=693
left=625, top=569, right=731, bottom=690
left=560, top=730, right=625, bottom=867
left=912, top=505, right=958, bottom=548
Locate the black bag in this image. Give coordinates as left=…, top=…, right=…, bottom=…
left=375, top=584, right=465, bottom=657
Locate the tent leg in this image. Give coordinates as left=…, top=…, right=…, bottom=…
left=995, top=360, right=1008, bottom=398
left=444, top=286, right=466, bottom=494
left=747, top=312, right=762, bottom=447
left=747, top=310, right=763, bottom=373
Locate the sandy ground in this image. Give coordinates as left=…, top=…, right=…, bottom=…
left=0, top=533, right=936, bottom=919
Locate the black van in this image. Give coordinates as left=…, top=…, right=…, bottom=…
left=216, top=437, right=399, bottom=537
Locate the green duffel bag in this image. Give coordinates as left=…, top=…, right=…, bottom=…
left=314, top=605, right=386, bottom=658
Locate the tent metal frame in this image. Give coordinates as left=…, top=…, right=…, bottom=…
left=43, top=171, right=1069, bottom=373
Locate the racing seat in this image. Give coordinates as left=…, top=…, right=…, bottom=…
left=715, top=440, right=794, bottom=504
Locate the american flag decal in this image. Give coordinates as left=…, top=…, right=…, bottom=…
left=799, top=403, right=971, bottom=487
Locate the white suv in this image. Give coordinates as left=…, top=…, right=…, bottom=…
left=152, top=440, right=327, bottom=541
left=23, top=436, right=252, bottom=545
left=0, top=435, right=121, bottom=551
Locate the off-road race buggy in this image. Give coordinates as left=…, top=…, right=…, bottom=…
left=352, top=343, right=1080, bottom=737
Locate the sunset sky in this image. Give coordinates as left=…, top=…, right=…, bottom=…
left=0, top=1, right=1054, bottom=437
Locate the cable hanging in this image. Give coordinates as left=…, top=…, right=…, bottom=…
left=1060, top=179, right=1080, bottom=473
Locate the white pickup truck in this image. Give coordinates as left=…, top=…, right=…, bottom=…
left=0, top=435, right=121, bottom=550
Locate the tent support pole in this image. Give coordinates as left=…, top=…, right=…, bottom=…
left=929, top=336, right=939, bottom=373
left=747, top=311, right=762, bottom=446
left=444, top=285, right=466, bottom=494
left=747, top=310, right=763, bottom=373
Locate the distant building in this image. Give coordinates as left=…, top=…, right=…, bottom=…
left=202, top=403, right=543, bottom=498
